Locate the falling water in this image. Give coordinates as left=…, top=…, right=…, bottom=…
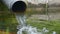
left=15, top=14, right=26, bottom=27
left=15, top=14, right=42, bottom=34
left=15, top=14, right=56, bottom=34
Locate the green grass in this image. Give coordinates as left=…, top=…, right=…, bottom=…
left=0, top=12, right=60, bottom=34
left=26, top=18, right=60, bottom=34
left=0, top=5, right=60, bottom=34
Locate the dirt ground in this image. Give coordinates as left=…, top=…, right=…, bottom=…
left=0, top=30, right=16, bottom=34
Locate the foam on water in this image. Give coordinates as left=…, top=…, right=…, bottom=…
left=52, top=31, right=56, bottom=34
left=15, top=14, right=56, bottom=34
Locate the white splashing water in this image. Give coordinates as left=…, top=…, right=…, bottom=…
left=52, top=31, right=56, bottom=34
left=15, top=14, right=56, bottom=34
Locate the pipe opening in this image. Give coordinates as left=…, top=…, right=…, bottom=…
left=11, top=1, right=27, bottom=13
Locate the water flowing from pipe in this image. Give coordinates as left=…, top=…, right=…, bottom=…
left=15, top=14, right=56, bottom=34
left=15, top=14, right=42, bottom=34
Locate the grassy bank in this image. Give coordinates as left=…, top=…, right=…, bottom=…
left=26, top=18, right=60, bottom=34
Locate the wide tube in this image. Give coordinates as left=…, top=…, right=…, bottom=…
left=2, top=0, right=27, bottom=13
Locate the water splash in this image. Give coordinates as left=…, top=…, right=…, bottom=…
left=52, top=31, right=56, bottom=34
left=15, top=14, right=42, bottom=34
left=15, top=14, right=56, bottom=34
left=17, top=25, right=42, bottom=34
